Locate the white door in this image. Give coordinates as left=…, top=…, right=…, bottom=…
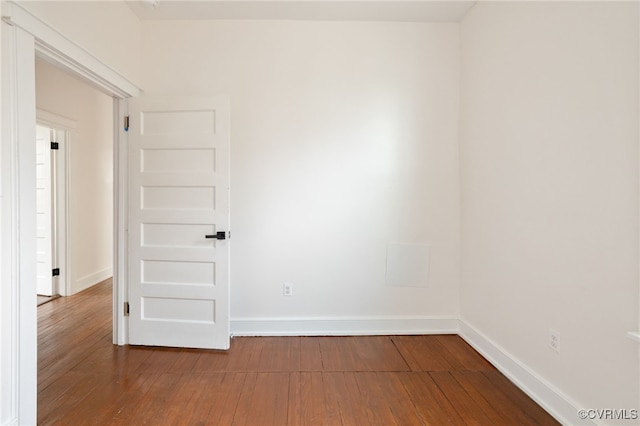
left=36, top=125, right=53, bottom=296
left=128, top=96, right=230, bottom=349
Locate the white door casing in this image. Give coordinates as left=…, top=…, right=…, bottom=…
left=128, top=96, right=231, bottom=350
left=36, top=125, right=53, bottom=296
left=35, top=124, right=66, bottom=297
left=37, top=110, right=74, bottom=297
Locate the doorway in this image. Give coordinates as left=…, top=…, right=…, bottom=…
left=35, top=57, right=115, bottom=299
left=1, top=10, right=139, bottom=423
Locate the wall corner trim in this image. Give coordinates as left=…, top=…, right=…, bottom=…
left=458, top=321, right=595, bottom=426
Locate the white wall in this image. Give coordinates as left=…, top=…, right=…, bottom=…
left=35, top=58, right=113, bottom=294
left=17, top=0, right=142, bottom=87
left=141, top=20, right=461, bottom=328
left=460, top=1, right=639, bottom=420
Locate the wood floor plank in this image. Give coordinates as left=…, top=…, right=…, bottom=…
left=93, top=371, right=169, bottom=425
left=135, top=346, right=184, bottom=373
left=257, top=337, right=300, bottom=372
left=123, top=373, right=183, bottom=425
left=225, top=337, right=265, bottom=371
left=136, top=373, right=194, bottom=426
left=375, top=372, right=427, bottom=425
left=289, top=372, right=341, bottom=425
left=89, top=373, right=159, bottom=425
left=192, top=347, right=233, bottom=372
left=245, top=373, right=290, bottom=425
left=456, top=374, right=533, bottom=424
left=319, top=336, right=409, bottom=372
left=39, top=324, right=111, bottom=372
left=435, top=335, right=496, bottom=371
left=300, top=337, right=324, bottom=371
left=354, top=336, right=411, bottom=371
left=181, top=373, right=228, bottom=425
left=452, top=370, right=529, bottom=425
left=165, top=348, right=202, bottom=374
left=430, top=371, right=496, bottom=425
left=319, top=373, right=346, bottom=425
left=57, top=373, right=145, bottom=426
left=38, top=371, right=86, bottom=425
left=395, top=371, right=466, bottom=425
left=107, top=346, right=155, bottom=376
left=354, top=372, right=401, bottom=425
left=231, top=372, right=290, bottom=425
left=458, top=374, right=533, bottom=424
left=392, top=335, right=458, bottom=371
left=288, top=372, right=304, bottom=426
left=203, top=372, right=249, bottom=425
left=484, top=370, right=560, bottom=425
left=288, top=336, right=303, bottom=372
left=38, top=372, right=113, bottom=426
left=318, top=336, right=359, bottom=371
left=70, top=343, right=121, bottom=374
left=322, top=372, right=372, bottom=425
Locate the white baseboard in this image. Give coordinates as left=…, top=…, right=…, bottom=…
left=458, top=320, right=593, bottom=426
left=230, top=317, right=459, bottom=337
left=73, top=267, right=112, bottom=294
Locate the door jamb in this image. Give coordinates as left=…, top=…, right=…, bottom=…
left=113, top=99, right=129, bottom=345
left=36, top=110, right=74, bottom=297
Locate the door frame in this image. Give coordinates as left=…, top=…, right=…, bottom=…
left=1, top=2, right=139, bottom=423
left=36, top=110, right=74, bottom=297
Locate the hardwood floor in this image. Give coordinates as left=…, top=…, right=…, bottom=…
left=38, top=279, right=559, bottom=425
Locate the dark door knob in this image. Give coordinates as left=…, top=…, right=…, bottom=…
left=205, top=231, right=227, bottom=240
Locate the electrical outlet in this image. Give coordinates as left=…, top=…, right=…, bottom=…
left=549, top=329, right=560, bottom=353
left=283, top=282, right=293, bottom=297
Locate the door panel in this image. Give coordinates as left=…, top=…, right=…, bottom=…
left=128, top=97, right=230, bottom=350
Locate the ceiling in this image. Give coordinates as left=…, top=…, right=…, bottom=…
left=125, top=1, right=477, bottom=22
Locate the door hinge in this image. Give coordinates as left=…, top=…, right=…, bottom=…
left=124, top=302, right=130, bottom=317
left=52, top=268, right=60, bottom=277
left=50, top=142, right=59, bottom=150
left=124, top=115, right=129, bottom=132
